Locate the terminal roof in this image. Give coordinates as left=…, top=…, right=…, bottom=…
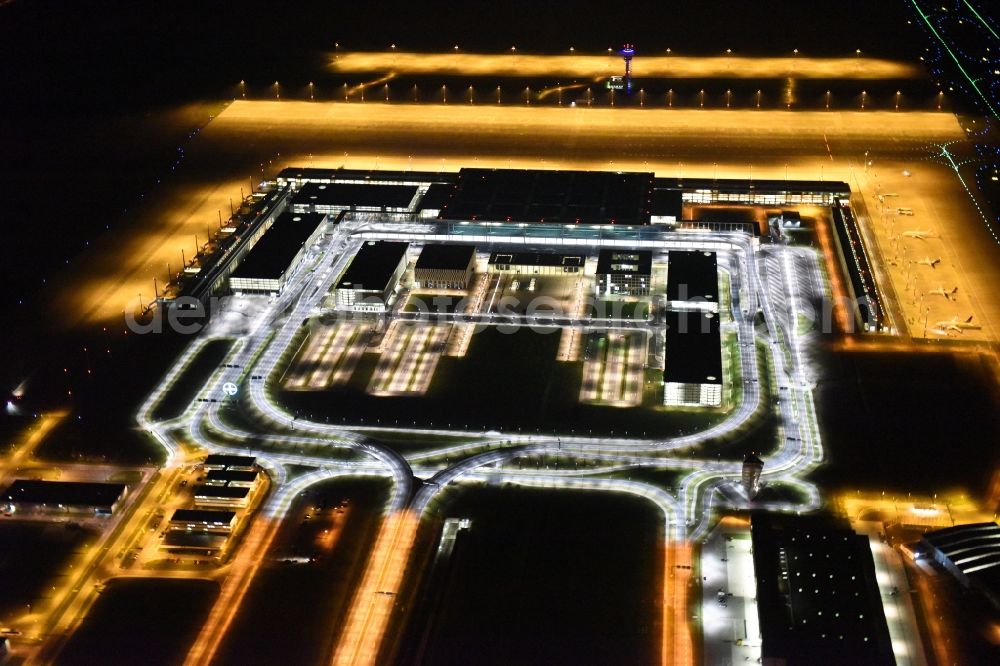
left=337, top=241, right=410, bottom=291
left=231, top=212, right=326, bottom=281
left=292, top=182, right=417, bottom=209
left=439, top=168, right=654, bottom=225
left=417, top=182, right=457, bottom=211
left=664, top=311, right=722, bottom=385
left=651, top=189, right=683, bottom=218
left=488, top=251, right=585, bottom=268
left=666, top=250, right=719, bottom=304
left=415, top=244, right=476, bottom=271
left=595, top=249, right=652, bottom=276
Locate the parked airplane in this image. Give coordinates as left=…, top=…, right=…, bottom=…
left=917, top=256, right=941, bottom=269
left=902, top=229, right=938, bottom=239
left=928, top=286, right=958, bottom=300
left=934, top=315, right=981, bottom=333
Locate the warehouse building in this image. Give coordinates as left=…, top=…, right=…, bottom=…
left=439, top=168, right=654, bottom=225
left=204, top=469, right=260, bottom=489
left=194, top=484, right=251, bottom=509
left=335, top=241, right=410, bottom=313
left=663, top=311, right=722, bottom=407
left=2, top=480, right=128, bottom=517
left=290, top=181, right=419, bottom=215
left=751, top=513, right=895, bottom=666
left=594, top=249, right=652, bottom=296
left=203, top=454, right=257, bottom=471
left=666, top=250, right=720, bottom=312
left=160, top=531, right=229, bottom=553
left=168, top=508, right=237, bottom=533
left=414, top=244, right=477, bottom=289
left=487, top=251, right=585, bottom=275
left=922, top=522, right=1000, bottom=611
left=229, top=212, right=326, bottom=294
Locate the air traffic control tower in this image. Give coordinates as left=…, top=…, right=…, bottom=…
left=742, top=453, right=764, bottom=500
left=619, top=43, right=635, bottom=93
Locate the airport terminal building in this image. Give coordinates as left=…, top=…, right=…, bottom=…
left=335, top=240, right=410, bottom=313
left=414, top=243, right=477, bottom=289
left=666, top=250, right=720, bottom=312
left=594, top=249, right=652, bottom=297
left=487, top=251, right=585, bottom=276
left=229, top=212, right=326, bottom=294
left=663, top=311, right=722, bottom=407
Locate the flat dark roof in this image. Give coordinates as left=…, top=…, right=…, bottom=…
left=205, top=469, right=259, bottom=484
left=439, top=168, right=654, bottom=225
left=751, top=513, right=895, bottom=666
left=278, top=167, right=456, bottom=187
left=170, top=508, right=237, bottom=524
left=595, top=249, right=652, bottom=276
left=488, top=251, right=585, bottom=268
left=415, top=244, right=476, bottom=271
left=417, top=182, right=456, bottom=211
left=667, top=250, right=719, bottom=303
left=204, top=454, right=257, bottom=468
left=292, top=182, right=418, bottom=209
left=162, top=531, right=229, bottom=550
left=231, top=212, right=326, bottom=281
left=2, top=480, right=126, bottom=509
left=337, top=241, right=409, bottom=291
left=664, top=311, right=722, bottom=385
left=653, top=176, right=851, bottom=196
left=652, top=189, right=683, bottom=217
left=194, top=485, right=251, bottom=499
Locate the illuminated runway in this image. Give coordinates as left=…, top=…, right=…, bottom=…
left=328, top=50, right=920, bottom=81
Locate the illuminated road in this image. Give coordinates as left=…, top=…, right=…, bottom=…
left=117, top=200, right=848, bottom=666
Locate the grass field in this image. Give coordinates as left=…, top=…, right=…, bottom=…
left=0, top=522, right=97, bottom=623
left=57, top=578, right=218, bottom=666
left=812, top=348, right=1000, bottom=494
left=398, top=484, right=662, bottom=665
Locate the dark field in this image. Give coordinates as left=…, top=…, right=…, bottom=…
left=812, top=348, right=1000, bottom=495
left=0, top=522, right=96, bottom=623
left=398, top=485, right=662, bottom=665
left=56, top=577, right=218, bottom=666
left=150, top=339, right=234, bottom=422
left=213, top=477, right=390, bottom=666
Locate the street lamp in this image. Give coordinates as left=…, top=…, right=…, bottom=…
left=309, top=81, right=314, bottom=100
left=239, top=79, right=246, bottom=99
left=273, top=80, right=280, bottom=100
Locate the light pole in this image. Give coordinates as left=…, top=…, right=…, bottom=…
left=273, top=80, right=280, bottom=100
left=667, top=88, right=673, bottom=108
left=309, top=81, right=314, bottom=100
left=239, top=79, right=246, bottom=99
